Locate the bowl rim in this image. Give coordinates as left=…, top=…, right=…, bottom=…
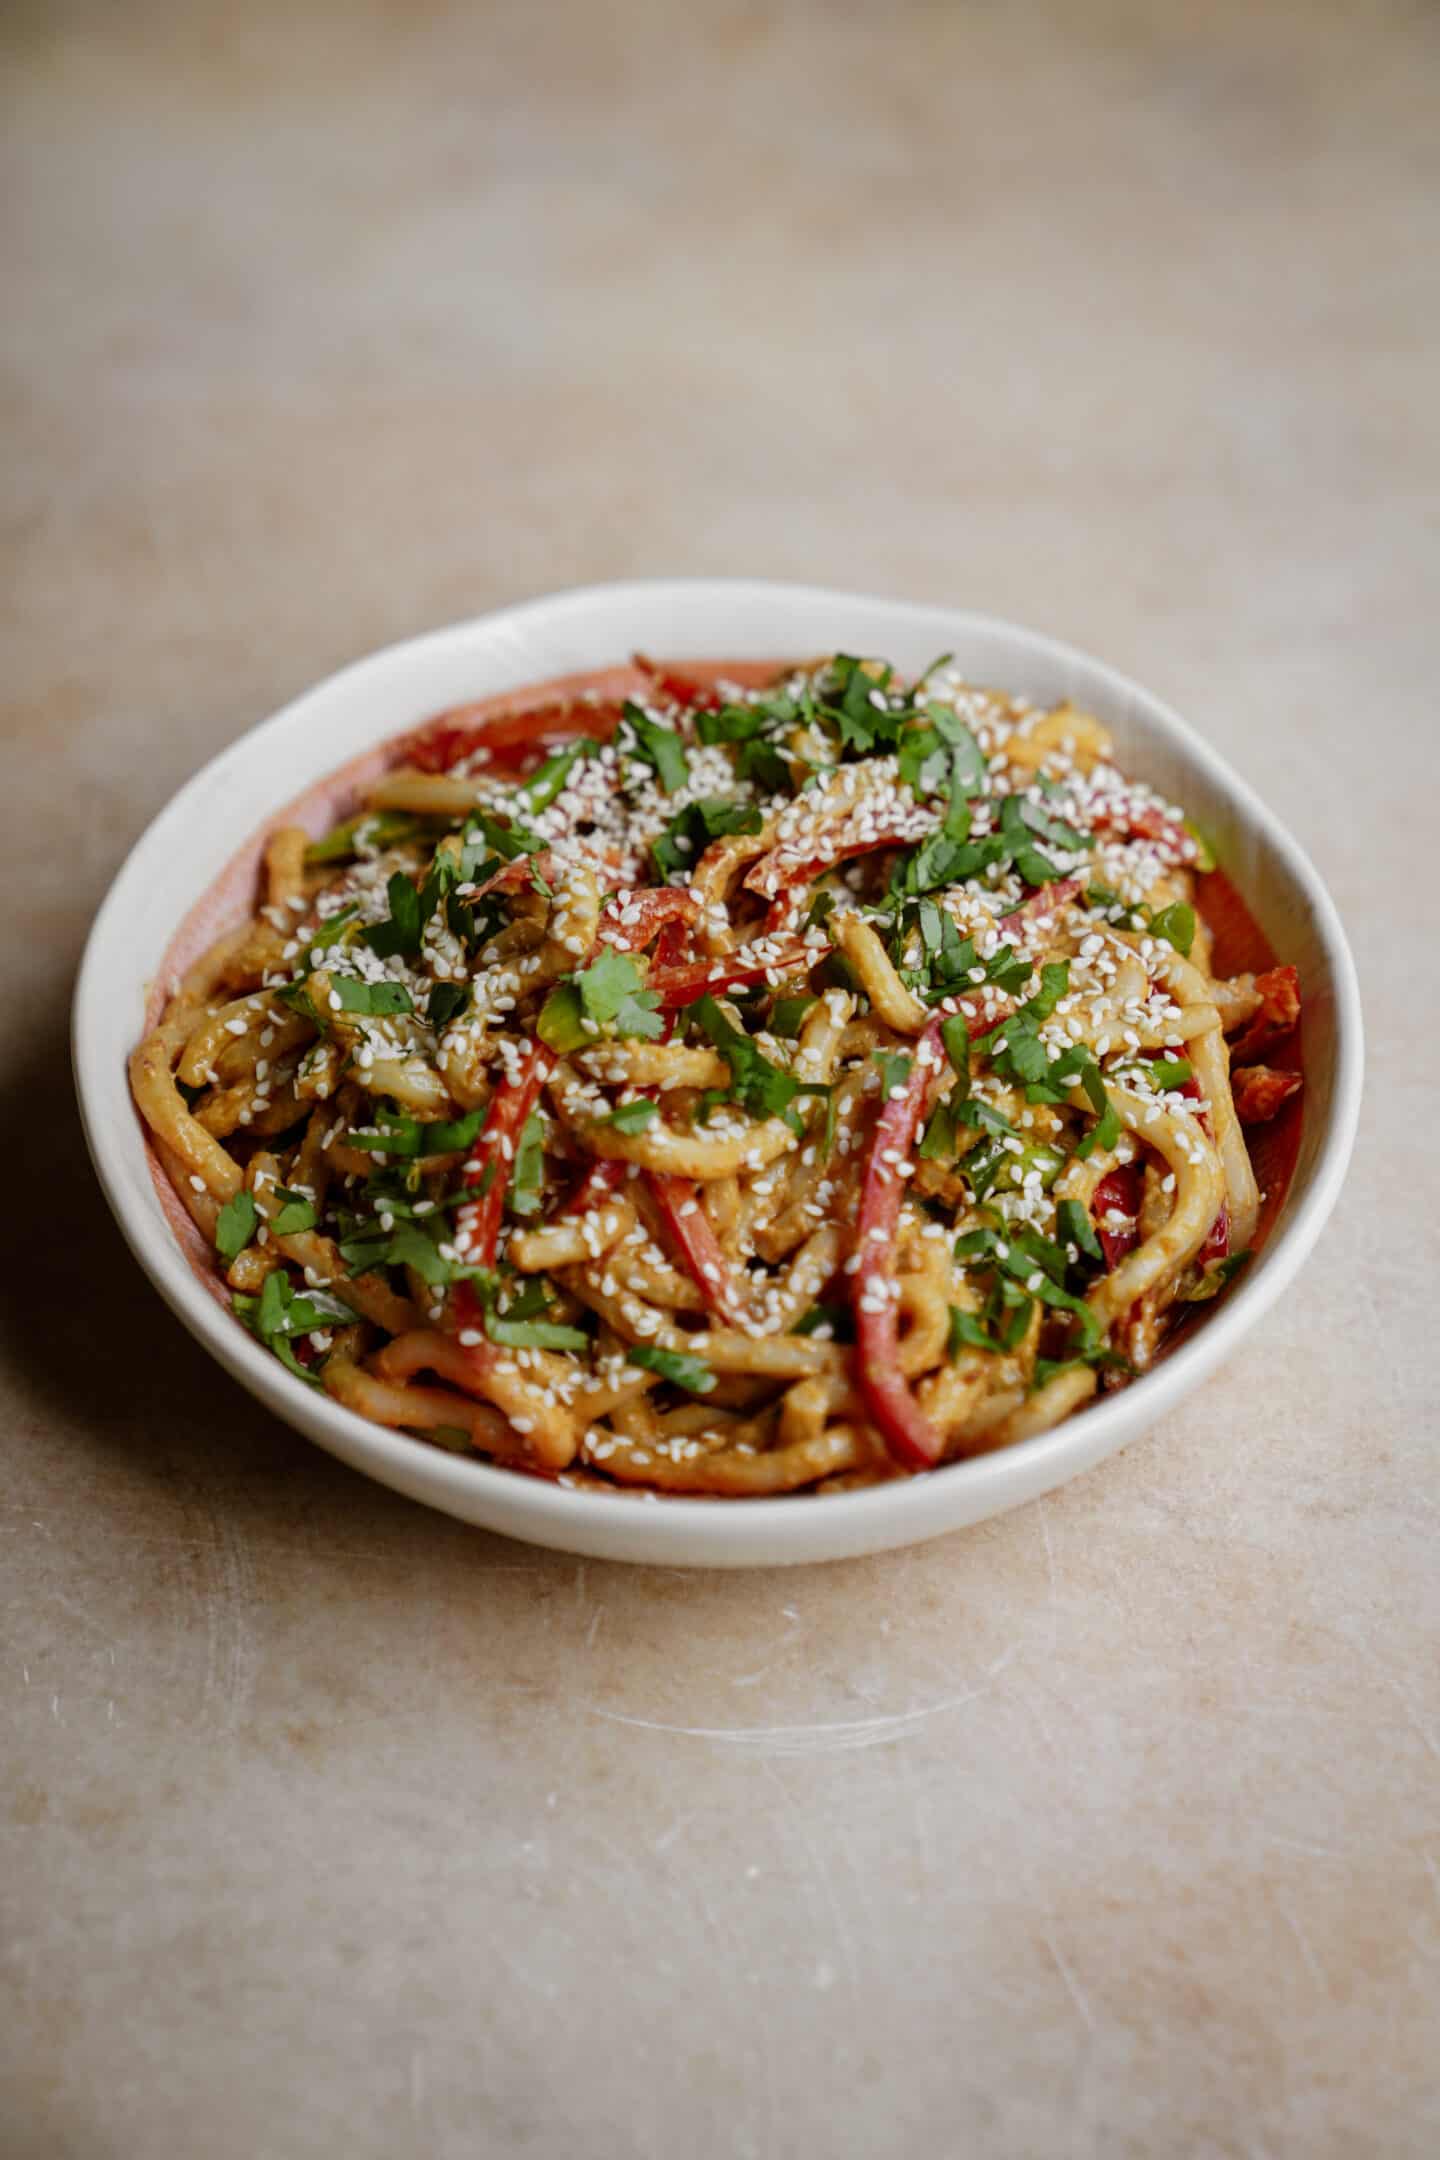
left=72, top=578, right=1365, bottom=1564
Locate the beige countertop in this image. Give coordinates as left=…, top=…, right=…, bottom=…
left=3, top=3, right=1435, bottom=2154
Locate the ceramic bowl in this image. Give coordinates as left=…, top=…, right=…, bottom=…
left=72, top=581, right=1363, bottom=1565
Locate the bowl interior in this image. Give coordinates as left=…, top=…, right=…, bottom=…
left=73, top=581, right=1360, bottom=1566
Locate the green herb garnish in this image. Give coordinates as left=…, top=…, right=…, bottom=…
left=626, top=1343, right=716, bottom=1394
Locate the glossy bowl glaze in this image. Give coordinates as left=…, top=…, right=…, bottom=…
left=73, top=582, right=1363, bottom=1565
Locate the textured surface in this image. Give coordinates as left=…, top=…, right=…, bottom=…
left=2, top=3, right=1435, bottom=2155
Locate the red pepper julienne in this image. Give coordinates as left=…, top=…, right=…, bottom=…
left=852, top=1020, right=947, bottom=1470
left=645, top=1172, right=747, bottom=1327
left=647, top=937, right=816, bottom=1008
left=452, top=1041, right=556, bottom=1361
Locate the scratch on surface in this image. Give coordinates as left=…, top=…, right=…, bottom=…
left=1386, top=1676, right=1440, bottom=1765
left=1043, top=1928, right=1096, bottom=2034
left=1277, top=1899, right=1327, bottom=1992
left=652, top=1814, right=695, bottom=1854
left=198, top=1508, right=259, bottom=1735
left=760, top=1757, right=862, bottom=1996
left=581, top=1684, right=988, bottom=1755
left=1038, top=1500, right=1059, bottom=1649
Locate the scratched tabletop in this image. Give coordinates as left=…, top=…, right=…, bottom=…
left=2, top=4, right=1436, bottom=2155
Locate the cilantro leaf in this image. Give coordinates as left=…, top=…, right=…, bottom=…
left=299, top=904, right=360, bottom=960
left=215, top=1190, right=258, bottom=1263
left=940, top=1015, right=971, bottom=1083
left=619, top=701, right=689, bottom=793
left=602, top=1098, right=658, bottom=1134
left=427, top=981, right=470, bottom=1030
left=270, top=1186, right=318, bottom=1236
left=917, top=1097, right=959, bottom=1162
left=651, top=797, right=762, bottom=880
left=1056, top=1197, right=1104, bottom=1265
left=363, top=872, right=425, bottom=958
left=539, top=950, right=665, bottom=1048
left=458, top=809, right=543, bottom=869
left=330, top=976, right=414, bottom=1018
left=690, top=995, right=828, bottom=1122
left=769, top=994, right=814, bottom=1038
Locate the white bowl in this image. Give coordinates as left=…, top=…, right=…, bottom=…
left=72, top=581, right=1363, bottom=1566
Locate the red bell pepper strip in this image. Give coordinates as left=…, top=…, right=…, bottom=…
left=406, top=698, right=625, bottom=774
left=469, top=850, right=555, bottom=902
left=645, top=1172, right=746, bottom=1327
left=996, top=877, right=1083, bottom=938
left=653, top=914, right=691, bottom=969
left=1091, top=1164, right=1143, bottom=1272
left=1229, top=965, right=1301, bottom=1067
left=762, top=890, right=806, bottom=935
left=595, top=887, right=701, bottom=955
left=852, top=1021, right=947, bottom=1470
left=632, top=653, right=722, bottom=712
left=648, top=937, right=816, bottom=1008
left=1231, top=1065, right=1303, bottom=1126
left=743, top=826, right=919, bottom=903
left=1088, top=800, right=1194, bottom=858
left=1197, top=1201, right=1230, bottom=1268
left=563, top=1158, right=628, bottom=1216
left=452, top=1041, right=556, bottom=1275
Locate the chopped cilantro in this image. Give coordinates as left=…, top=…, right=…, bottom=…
left=953, top=1097, right=1016, bottom=1138
left=362, top=871, right=426, bottom=959
left=769, top=994, right=814, bottom=1038
left=270, top=1186, right=318, bottom=1235
left=651, top=797, right=761, bottom=880
left=539, top=949, right=664, bottom=1048
left=1056, top=1198, right=1104, bottom=1265
left=917, top=1097, right=959, bottom=1162
left=427, top=980, right=470, bottom=1030
left=619, top=701, right=689, bottom=792
left=300, top=904, right=360, bottom=959
left=940, top=1015, right=971, bottom=1084
left=215, top=1190, right=258, bottom=1263
left=330, top=976, right=414, bottom=1018
left=690, top=995, right=828, bottom=1123
left=458, top=809, right=543, bottom=870
left=234, top=1270, right=351, bottom=1388
left=602, top=1098, right=659, bottom=1135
